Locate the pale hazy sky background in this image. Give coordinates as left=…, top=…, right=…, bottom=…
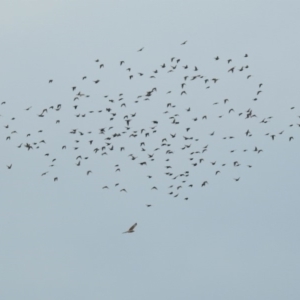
left=1, top=1, right=300, bottom=299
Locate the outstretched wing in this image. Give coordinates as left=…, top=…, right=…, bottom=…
left=128, top=223, right=137, bottom=231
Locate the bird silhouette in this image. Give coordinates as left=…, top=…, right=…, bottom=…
left=123, top=223, right=137, bottom=234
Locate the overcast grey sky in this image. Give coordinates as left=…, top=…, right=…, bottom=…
left=1, top=1, right=300, bottom=299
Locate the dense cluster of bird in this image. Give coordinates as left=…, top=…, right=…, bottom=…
left=2, top=41, right=298, bottom=233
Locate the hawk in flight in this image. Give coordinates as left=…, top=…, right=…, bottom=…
left=123, top=223, right=137, bottom=234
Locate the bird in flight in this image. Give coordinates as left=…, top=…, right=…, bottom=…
left=123, top=223, right=137, bottom=234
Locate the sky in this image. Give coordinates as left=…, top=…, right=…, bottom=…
left=1, top=1, right=300, bottom=299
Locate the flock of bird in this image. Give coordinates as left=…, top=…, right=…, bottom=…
left=2, top=41, right=298, bottom=233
